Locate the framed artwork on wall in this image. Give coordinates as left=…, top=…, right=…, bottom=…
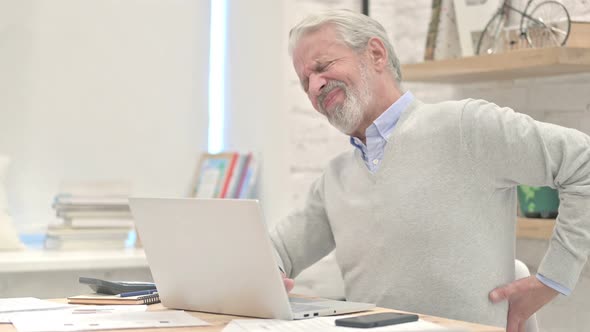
left=190, top=152, right=257, bottom=199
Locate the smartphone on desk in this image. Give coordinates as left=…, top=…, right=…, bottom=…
left=335, top=312, right=419, bottom=328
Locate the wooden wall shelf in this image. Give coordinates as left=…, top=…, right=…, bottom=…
left=516, top=217, right=555, bottom=240
left=401, top=47, right=590, bottom=83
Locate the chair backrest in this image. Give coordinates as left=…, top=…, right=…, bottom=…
left=514, top=260, right=539, bottom=332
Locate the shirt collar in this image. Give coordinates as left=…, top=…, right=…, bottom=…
left=349, top=91, right=414, bottom=147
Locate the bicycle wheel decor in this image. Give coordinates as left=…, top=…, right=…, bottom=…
left=519, top=0, right=541, bottom=34
left=476, top=12, right=507, bottom=55
left=523, top=0, right=571, bottom=48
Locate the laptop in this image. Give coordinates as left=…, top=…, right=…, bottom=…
left=129, top=197, right=375, bottom=320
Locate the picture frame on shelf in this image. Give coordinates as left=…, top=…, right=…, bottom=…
left=190, top=152, right=238, bottom=198
left=189, top=152, right=257, bottom=199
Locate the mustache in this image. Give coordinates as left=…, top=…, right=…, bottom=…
left=318, top=80, right=346, bottom=111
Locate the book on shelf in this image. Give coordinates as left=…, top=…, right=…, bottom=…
left=53, top=195, right=130, bottom=207
left=67, top=293, right=160, bottom=305
left=46, top=225, right=131, bottom=238
left=61, top=218, right=135, bottom=229
left=190, top=152, right=259, bottom=199
left=219, top=153, right=239, bottom=198
left=57, top=209, right=133, bottom=219
left=238, top=155, right=258, bottom=199
left=225, top=153, right=249, bottom=199
left=56, top=208, right=134, bottom=229
left=44, top=237, right=128, bottom=250
left=47, top=181, right=136, bottom=249
left=44, top=225, right=131, bottom=250
left=52, top=188, right=132, bottom=220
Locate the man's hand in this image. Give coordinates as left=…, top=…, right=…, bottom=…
left=281, top=272, right=295, bottom=293
left=490, top=275, right=559, bottom=332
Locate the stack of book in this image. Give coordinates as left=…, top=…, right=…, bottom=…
left=191, top=152, right=258, bottom=199
left=45, top=194, right=133, bottom=250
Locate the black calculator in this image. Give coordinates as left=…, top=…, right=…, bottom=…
left=79, top=277, right=156, bottom=295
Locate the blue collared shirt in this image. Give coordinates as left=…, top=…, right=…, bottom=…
left=350, top=91, right=414, bottom=173
left=348, top=91, right=570, bottom=296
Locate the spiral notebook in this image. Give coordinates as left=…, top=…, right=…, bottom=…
left=67, top=293, right=160, bottom=305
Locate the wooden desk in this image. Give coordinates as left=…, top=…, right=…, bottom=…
left=0, top=302, right=503, bottom=332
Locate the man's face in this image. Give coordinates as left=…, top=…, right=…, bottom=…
left=292, top=25, right=372, bottom=135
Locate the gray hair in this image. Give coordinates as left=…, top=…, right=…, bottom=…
left=288, top=9, right=402, bottom=84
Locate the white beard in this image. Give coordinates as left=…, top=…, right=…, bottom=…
left=318, top=64, right=372, bottom=135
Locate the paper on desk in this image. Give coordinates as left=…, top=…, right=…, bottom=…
left=0, top=298, right=73, bottom=324
left=11, top=310, right=209, bottom=332
left=223, top=316, right=467, bottom=332
left=0, top=305, right=147, bottom=324
left=0, top=298, right=70, bottom=313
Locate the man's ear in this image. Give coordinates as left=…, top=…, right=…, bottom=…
left=366, top=37, right=388, bottom=72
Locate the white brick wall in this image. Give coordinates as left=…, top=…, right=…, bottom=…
left=283, top=0, right=359, bottom=212
left=283, top=1, right=590, bottom=330
left=282, top=0, right=359, bottom=300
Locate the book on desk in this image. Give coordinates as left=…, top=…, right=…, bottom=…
left=67, top=293, right=160, bottom=305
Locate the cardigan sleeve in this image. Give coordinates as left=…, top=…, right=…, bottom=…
left=269, top=173, right=336, bottom=278
left=461, top=99, right=590, bottom=291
